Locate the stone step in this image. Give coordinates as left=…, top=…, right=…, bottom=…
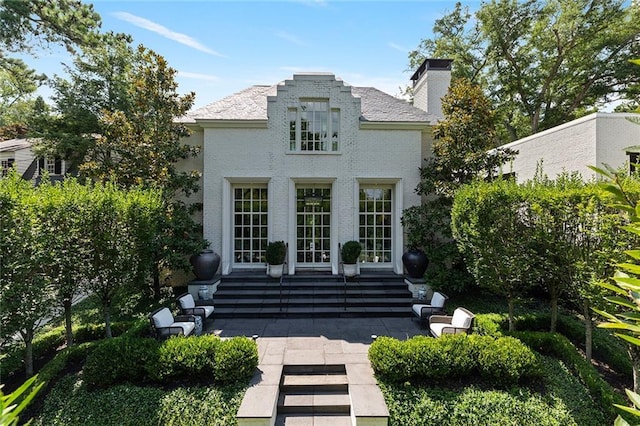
left=214, top=305, right=411, bottom=319
left=274, top=414, right=353, bottom=426
left=213, top=297, right=411, bottom=307
left=280, top=373, right=349, bottom=393
left=278, top=392, right=351, bottom=414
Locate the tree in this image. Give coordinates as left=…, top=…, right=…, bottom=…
left=402, top=78, right=515, bottom=293
left=411, top=0, right=640, bottom=140
left=0, top=0, right=102, bottom=137
left=83, top=182, right=162, bottom=338
left=79, top=45, right=204, bottom=296
left=0, top=171, right=56, bottom=377
left=452, top=179, right=539, bottom=331
left=34, top=32, right=133, bottom=171
left=36, top=178, right=91, bottom=346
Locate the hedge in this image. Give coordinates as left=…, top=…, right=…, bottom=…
left=368, top=334, right=540, bottom=386
left=83, top=334, right=258, bottom=389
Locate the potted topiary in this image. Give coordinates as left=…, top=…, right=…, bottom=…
left=400, top=206, right=429, bottom=278
left=341, top=240, right=362, bottom=277
left=265, top=241, right=286, bottom=278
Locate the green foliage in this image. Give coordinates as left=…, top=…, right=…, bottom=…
left=265, top=240, right=286, bottom=264
left=477, top=336, right=540, bottom=386
left=214, top=337, right=260, bottom=385
left=514, top=331, right=623, bottom=419
left=83, top=334, right=258, bottom=389
left=149, top=335, right=218, bottom=382
left=410, top=0, right=640, bottom=139
left=32, top=374, right=246, bottom=426
left=368, top=334, right=540, bottom=386
left=452, top=179, right=539, bottom=330
left=0, top=374, right=43, bottom=426
left=341, top=240, right=362, bottom=264
left=402, top=78, right=515, bottom=292
left=378, top=376, right=600, bottom=426
left=84, top=336, right=159, bottom=389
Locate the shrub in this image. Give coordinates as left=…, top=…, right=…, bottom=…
left=341, top=240, right=362, bottom=264
left=514, top=330, right=623, bottom=420
left=84, top=336, right=159, bottom=389
left=477, top=336, right=540, bottom=386
left=214, top=337, right=259, bottom=385
left=369, top=334, right=539, bottom=386
left=265, top=241, right=286, bottom=264
left=149, top=335, right=218, bottom=382
left=368, top=337, right=407, bottom=382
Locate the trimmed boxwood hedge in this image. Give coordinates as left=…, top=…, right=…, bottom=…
left=83, top=334, right=258, bottom=389
left=368, top=334, right=540, bottom=386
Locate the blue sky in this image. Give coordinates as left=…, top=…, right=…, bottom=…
left=23, top=0, right=478, bottom=109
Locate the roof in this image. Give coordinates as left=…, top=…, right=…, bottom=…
left=180, top=80, right=434, bottom=124
left=0, top=138, right=34, bottom=152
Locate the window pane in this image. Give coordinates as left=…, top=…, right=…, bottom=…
left=233, top=185, right=268, bottom=264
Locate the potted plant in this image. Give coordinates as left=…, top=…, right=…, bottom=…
left=400, top=206, right=429, bottom=278
left=265, top=240, right=286, bottom=278
left=341, top=240, right=362, bottom=277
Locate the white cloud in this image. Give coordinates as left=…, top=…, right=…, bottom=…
left=275, top=31, right=308, bottom=47
left=112, top=12, right=225, bottom=57
left=178, top=71, right=220, bottom=82
left=388, top=42, right=409, bottom=54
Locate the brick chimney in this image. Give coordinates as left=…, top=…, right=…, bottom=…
left=410, top=58, right=453, bottom=120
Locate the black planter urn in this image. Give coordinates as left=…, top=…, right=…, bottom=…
left=402, top=249, right=429, bottom=278
left=190, top=249, right=220, bottom=281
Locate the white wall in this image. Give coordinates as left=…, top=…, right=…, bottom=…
left=200, top=75, right=425, bottom=274
left=501, top=113, right=640, bottom=182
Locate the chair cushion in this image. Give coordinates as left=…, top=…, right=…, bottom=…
left=201, top=305, right=214, bottom=318
left=153, top=308, right=174, bottom=328
left=173, top=321, right=195, bottom=336
left=412, top=304, right=438, bottom=317
left=179, top=294, right=196, bottom=310
left=451, top=308, right=472, bottom=329
left=431, top=292, right=446, bottom=308
left=430, top=323, right=447, bottom=337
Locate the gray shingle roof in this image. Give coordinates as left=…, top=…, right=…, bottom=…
left=180, top=80, right=434, bottom=124
left=0, top=138, right=34, bottom=152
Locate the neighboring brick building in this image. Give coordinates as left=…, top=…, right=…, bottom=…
left=498, top=112, right=640, bottom=182
left=179, top=59, right=452, bottom=275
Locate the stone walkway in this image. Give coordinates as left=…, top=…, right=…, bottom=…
left=206, top=317, right=427, bottom=425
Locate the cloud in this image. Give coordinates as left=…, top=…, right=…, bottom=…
left=388, top=42, right=409, bottom=54
left=275, top=31, right=308, bottom=47
left=178, top=71, right=220, bottom=82
left=112, top=12, right=225, bottom=57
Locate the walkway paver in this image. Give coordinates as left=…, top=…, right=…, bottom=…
left=215, top=316, right=427, bottom=426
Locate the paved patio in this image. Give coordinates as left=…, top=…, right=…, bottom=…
left=206, top=317, right=428, bottom=425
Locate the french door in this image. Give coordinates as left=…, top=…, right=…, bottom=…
left=296, top=187, right=331, bottom=267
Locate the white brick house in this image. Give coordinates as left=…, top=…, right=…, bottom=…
left=499, top=112, right=640, bottom=182
left=180, top=59, right=452, bottom=276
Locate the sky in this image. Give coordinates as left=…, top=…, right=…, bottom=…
left=21, top=0, right=479, bottom=109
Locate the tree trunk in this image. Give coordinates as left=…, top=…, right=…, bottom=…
left=583, top=301, right=593, bottom=362
left=104, top=305, right=112, bottom=338
left=152, top=261, right=161, bottom=299
left=550, top=295, right=558, bottom=333
left=64, top=298, right=73, bottom=346
left=24, top=330, right=34, bottom=378
left=508, top=297, right=515, bottom=332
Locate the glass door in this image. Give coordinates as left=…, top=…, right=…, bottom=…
left=296, top=187, right=331, bottom=267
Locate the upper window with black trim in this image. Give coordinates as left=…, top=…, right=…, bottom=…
left=38, top=157, right=64, bottom=176
left=1, top=158, right=14, bottom=177
left=289, top=100, right=339, bottom=152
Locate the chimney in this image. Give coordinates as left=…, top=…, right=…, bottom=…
left=410, top=58, right=453, bottom=120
